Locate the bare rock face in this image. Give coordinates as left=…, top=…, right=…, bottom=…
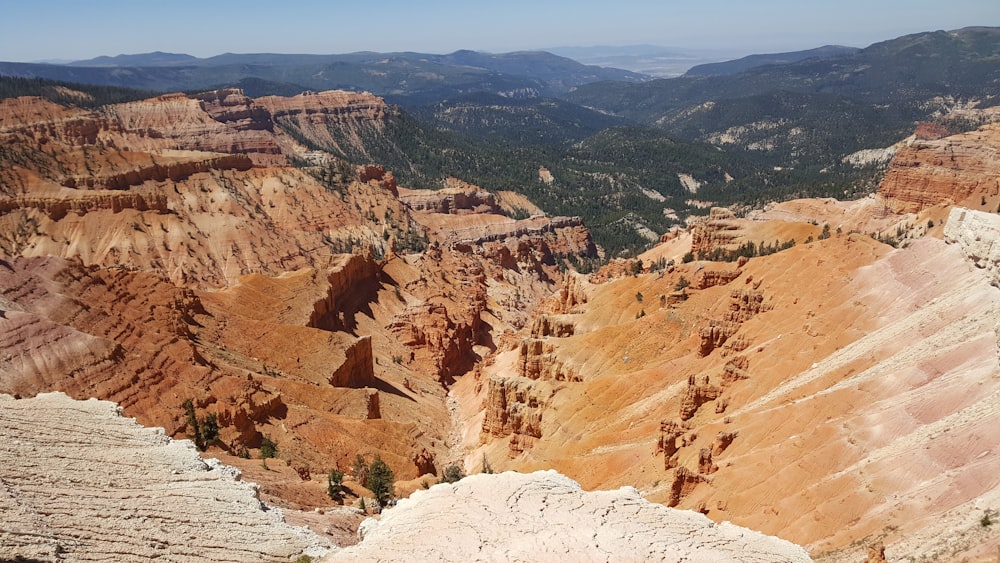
left=0, top=392, right=327, bottom=562
left=550, top=272, right=588, bottom=314
left=690, top=207, right=741, bottom=258
left=668, top=466, right=707, bottom=508
left=879, top=121, right=1000, bottom=214
left=104, top=92, right=285, bottom=166
left=694, top=267, right=742, bottom=290
left=944, top=206, right=1000, bottom=285
left=864, top=541, right=888, bottom=563
left=679, top=375, right=722, bottom=420
left=657, top=420, right=686, bottom=469
left=326, top=471, right=812, bottom=562
left=529, top=314, right=575, bottom=338
left=0, top=89, right=602, bottom=516
left=481, top=377, right=547, bottom=445
left=517, top=338, right=580, bottom=382
left=399, top=182, right=501, bottom=214
left=698, top=286, right=771, bottom=356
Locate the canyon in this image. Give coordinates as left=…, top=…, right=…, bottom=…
left=2, top=84, right=1000, bottom=561
left=0, top=391, right=809, bottom=562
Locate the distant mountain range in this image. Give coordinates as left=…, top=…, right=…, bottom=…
left=67, top=51, right=200, bottom=67
left=1, top=49, right=648, bottom=106
left=565, top=27, right=1000, bottom=162
left=683, top=45, right=860, bottom=76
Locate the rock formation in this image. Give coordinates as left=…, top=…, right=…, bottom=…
left=657, top=420, right=686, bottom=469
left=679, top=375, right=723, bottom=420
left=0, top=392, right=328, bottom=562
left=879, top=119, right=1000, bottom=214
left=399, top=183, right=501, bottom=215
left=690, top=207, right=741, bottom=258
left=0, top=87, right=599, bottom=505
left=461, top=197, right=1000, bottom=561
left=944, top=206, right=1000, bottom=284
left=481, top=377, right=547, bottom=451
left=326, top=471, right=812, bottom=562
left=8, top=80, right=1000, bottom=563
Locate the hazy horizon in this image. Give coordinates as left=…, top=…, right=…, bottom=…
left=2, top=0, right=997, bottom=64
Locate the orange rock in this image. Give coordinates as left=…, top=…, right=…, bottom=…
left=879, top=120, right=1000, bottom=214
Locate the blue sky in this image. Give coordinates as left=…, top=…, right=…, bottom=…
left=1, top=0, right=997, bottom=62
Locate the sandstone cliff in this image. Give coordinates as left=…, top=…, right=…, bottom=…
left=689, top=207, right=741, bottom=258
left=879, top=119, right=1000, bottom=214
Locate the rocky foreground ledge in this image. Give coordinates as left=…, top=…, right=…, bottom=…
left=0, top=392, right=810, bottom=562
left=328, top=471, right=811, bottom=563
left=0, top=392, right=329, bottom=562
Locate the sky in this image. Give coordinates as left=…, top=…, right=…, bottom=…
left=1, top=0, right=998, bottom=62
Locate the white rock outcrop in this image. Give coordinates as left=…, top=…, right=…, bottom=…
left=944, top=206, right=1000, bottom=285
left=0, top=392, right=329, bottom=562
left=327, top=470, right=811, bottom=562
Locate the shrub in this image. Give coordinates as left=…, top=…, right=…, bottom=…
left=198, top=413, right=219, bottom=450
left=352, top=454, right=369, bottom=486
left=631, top=260, right=644, bottom=276
left=260, top=435, right=278, bottom=460
left=367, top=456, right=395, bottom=508
left=439, top=463, right=465, bottom=484
left=480, top=454, right=494, bottom=474
left=328, top=469, right=345, bottom=501
left=183, top=399, right=219, bottom=452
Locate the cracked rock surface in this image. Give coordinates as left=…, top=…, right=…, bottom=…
left=327, top=470, right=811, bottom=562
left=0, top=392, right=328, bottom=562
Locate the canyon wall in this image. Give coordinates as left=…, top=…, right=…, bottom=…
left=879, top=120, right=1000, bottom=214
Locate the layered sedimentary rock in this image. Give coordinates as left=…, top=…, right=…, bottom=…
left=517, top=338, right=579, bottom=382
left=481, top=377, right=547, bottom=446
left=256, top=90, right=391, bottom=158
left=0, top=87, right=604, bottom=511
left=476, top=269, right=591, bottom=456
left=657, top=420, right=686, bottom=469
left=944, top=206, right=1000, bottom=284
left=689, top=207, right=741, bottom=257
left=0, top=392, right=327, bottom=562
left=679, top=376, right=722, bottom=420
left=399, top=183, right=501, bottom=214
left=879, top=120, right=1000, bottom=214
left=327, top=471, right=811, bottom=562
